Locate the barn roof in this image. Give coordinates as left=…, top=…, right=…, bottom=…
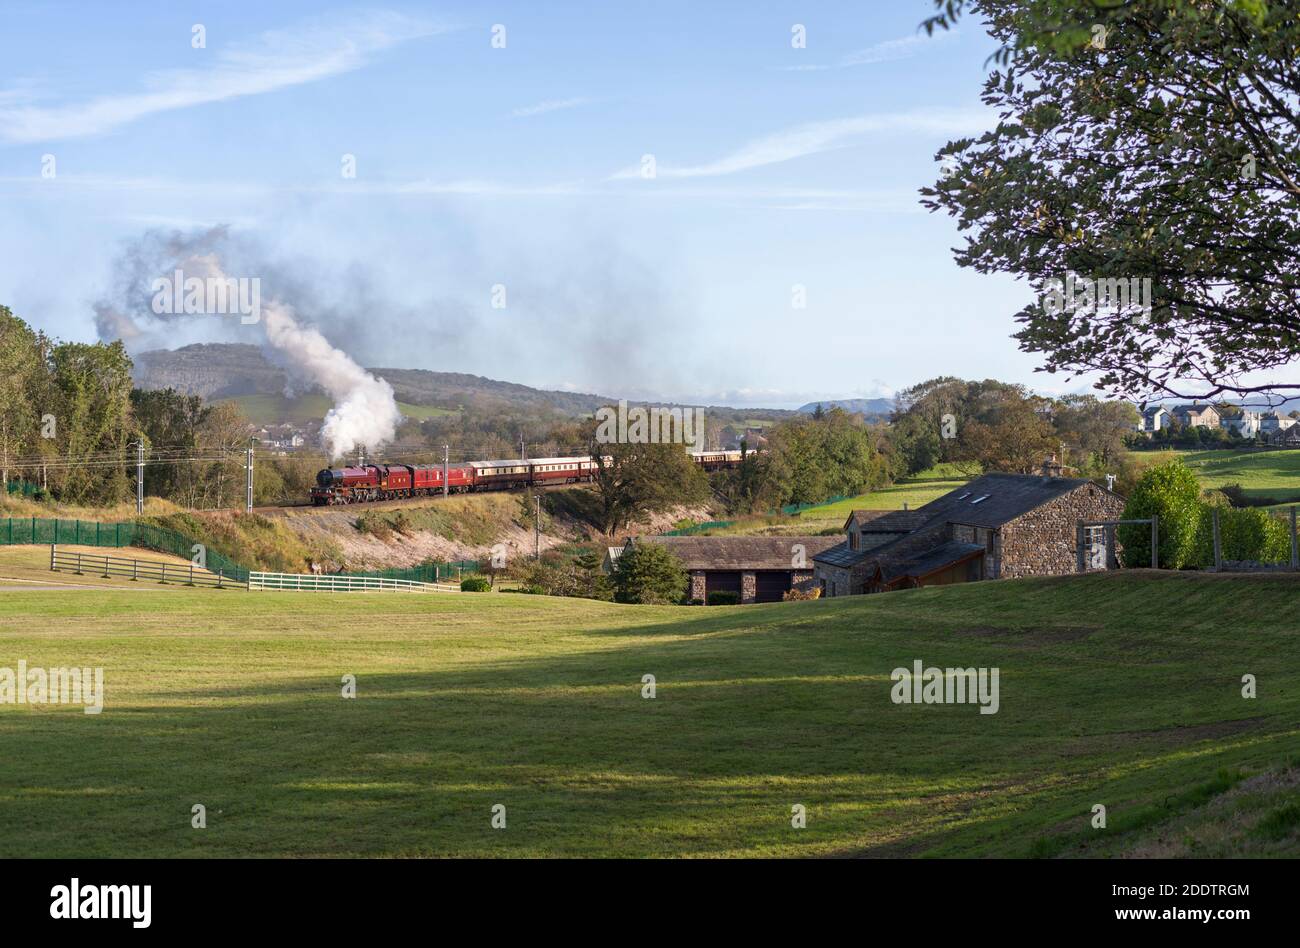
left=879, top=541, right=985, bottom=585
left=924, top=473, right=1101, bottom=529
left=632, top=535, right=841, bottom=571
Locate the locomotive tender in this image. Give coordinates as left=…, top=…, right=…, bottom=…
left=310, top=451, right=747, bottom=506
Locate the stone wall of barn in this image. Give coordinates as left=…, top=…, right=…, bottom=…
left=998, top=483, right=1125, bottom=578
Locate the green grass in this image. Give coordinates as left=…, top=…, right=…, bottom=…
left=2, top=571, right=1298, bottom=857
left=221, top=394, right=455, bottom=426
left=1137, top=448, right=1300, bottom=505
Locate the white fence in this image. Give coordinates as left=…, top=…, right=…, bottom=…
left=247, top=571, right=456, bottom=593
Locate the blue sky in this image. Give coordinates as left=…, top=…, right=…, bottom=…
left=0, top=1, right=1059, bottom=408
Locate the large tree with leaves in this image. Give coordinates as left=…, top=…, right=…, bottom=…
left=583, top=420, right=711, bottom=535
left=922, top=0, right=1299, bottom=402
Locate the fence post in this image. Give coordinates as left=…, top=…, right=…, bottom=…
left=1291, top=508, right=1298, bottom=570
left=218, top=570, right=223, bottom=589
left=102, top=555, right=110, bottom=578
left=189, top=563, right=194, bottom=586
left=50, top=543, right=55, bottom=571
left=133, top=559, right=138, bottom=582
left=1212, top=508, right=1222, bottom=570
left=1150, top=515, right=1159, bottom=569
left=160, top=563, right=167, bottom=585
left=75, top=551, right=82, bottom=575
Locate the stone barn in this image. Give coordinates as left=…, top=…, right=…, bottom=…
left=813, top=467, right=1125, bottom=597
left=620, top=535, right=842, bottom=603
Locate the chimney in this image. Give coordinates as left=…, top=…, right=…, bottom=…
left=1041, top=454, right=1062, bottom=478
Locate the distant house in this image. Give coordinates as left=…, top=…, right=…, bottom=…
left=619, top=535, right=842, bottom=603
left=1271, top=422, right=1300, bottom=446
left=1260, top=412, right=1297, bottom=436
left=1140, top=406, right=1169, bottom=432
left=1221, top=410, right=1260, bottom=438
left=1170, top=403, right=1220, bottom=428
left=813, top=462, right=1125, bottom=597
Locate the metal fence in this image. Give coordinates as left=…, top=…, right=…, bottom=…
left=248, top=571, right=453, bottom=592
left=1, top=517, right=476, bottom=585
left=49, top=546, right=246, bottom=588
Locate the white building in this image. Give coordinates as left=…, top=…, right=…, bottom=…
left=1221, top=410, right=1260, bottom=438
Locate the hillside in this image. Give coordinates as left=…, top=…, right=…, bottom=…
left=131, top=343, right=799, bottom=425
left=797, top=397, right=895, bottom=417
left=1, top=571, right=1296, bottom=857
left=130, top=343, right=616, bottom=414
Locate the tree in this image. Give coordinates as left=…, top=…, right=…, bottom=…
left=922, top=0, right=1300, bottom=401
left=0, top=307, right=44, bottom=490
left=1053, top=395, right=1140, bottom=468
left=583, top=419, right=710, bottom=535
left=1118, top=458, right=1203, bottom=569
left=610, top=542, right=687, bottom=604
left=45, top=340, right=134, bottom=503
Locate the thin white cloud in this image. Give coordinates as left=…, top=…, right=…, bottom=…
left=510, top=96, right=594, bottom=118
left=608, top=108, right=988, bottom=180
left=0, top=11, right=446, bottom=145
left=784, top=30, right=957, bottom=72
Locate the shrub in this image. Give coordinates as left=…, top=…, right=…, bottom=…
left=1192, top=506, right=1291, bottom=567
left=460, top=575, right=492, bottom=592
left=611, top=542, right=688, bottom=604
left=706, top=590, right=740, bottom=606
left=1118, top=459, right=1203, bottom=568
left=356, top=511, right=393, bottom=541
left=783, top=587, right=821, bottom=601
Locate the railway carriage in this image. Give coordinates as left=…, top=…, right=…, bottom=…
left=311, top=448, right=747, bottom=505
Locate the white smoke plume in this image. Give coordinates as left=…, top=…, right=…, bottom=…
left=191, top=253, right=401, bottom=460
left=96, top=229, right=401, bottom=460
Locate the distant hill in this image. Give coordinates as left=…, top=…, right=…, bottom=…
left=130, top=343, right=798, bottom=424
left=130, top=343, right=615, bottom=415
left=797, top=398, right=895, bottom=417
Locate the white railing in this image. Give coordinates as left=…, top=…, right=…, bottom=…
left=247, top=571, right=456, bottom=593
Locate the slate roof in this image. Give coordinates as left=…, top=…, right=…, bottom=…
left=879, top=541, right=985, bottom=584
left=844, top=509, right=902, bottom=529
left=814, top=540, right=873, bottom=569
left=632, top=535, right=841, bottom=571
left=814, top=473, right=1113, bottom=567
left=858, top=509, right=929, bottom=533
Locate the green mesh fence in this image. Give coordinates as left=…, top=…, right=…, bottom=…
left=0, top=517, right=478, bottom=585
left=4, top=481, right=43, bottom=498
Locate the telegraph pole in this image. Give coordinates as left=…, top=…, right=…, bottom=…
left=245, top=441, right=254, bottom=514
left=520, top=435, right=526, bottom=461
left=534, top=494, right=541, bottom=560
left=135, top=439, right=144, bottom=514
left=443, top=444, right=449, bottom=498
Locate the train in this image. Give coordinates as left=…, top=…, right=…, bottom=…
left=310, top=450, right=751, bottom=506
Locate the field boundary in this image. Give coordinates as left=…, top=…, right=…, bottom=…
left=247, top=571, right=456, bottom=593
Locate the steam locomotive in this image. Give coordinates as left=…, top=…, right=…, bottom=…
left=310, top=450, right=749, bottom=506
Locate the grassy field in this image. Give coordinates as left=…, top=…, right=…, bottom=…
left=220, top=393, right=456, bottom=425
left=1, top=566, right=1297, bottom=858
left=1140, top=448, right=1300, bottom=506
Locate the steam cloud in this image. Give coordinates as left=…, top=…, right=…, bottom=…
left=96, top=228, right=400, bottom=460
left=251, top=269, right=401, bottom=460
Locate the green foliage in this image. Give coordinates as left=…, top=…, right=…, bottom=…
left=1118, top=459, right=1202, bottom=568
left=610, top=542, right=687, bottom=605
left=1192, top=506, right=1291, bottom=567
left=705, top=590, right=740, bottom=606
left=742, top=407, right=892, bottom=510
left=460, top=575, right=492, bottom=592
left=582, top=418, right=711, bottom=535
left=921, top=0, right=1300, bottom=399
